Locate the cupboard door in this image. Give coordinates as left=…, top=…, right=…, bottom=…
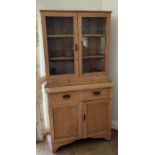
left=78, top=12, right=111, bottom=76
left=84, top=99, right=110, bottom=137
left=41, top=12, right=78, bottom=77
left=51, top=102, right=82, bottom=142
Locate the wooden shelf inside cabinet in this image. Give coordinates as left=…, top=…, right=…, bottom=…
left=83, top=55, right=105, bottom=59
left=47, top=34, right=74, bottom=38
left=49, top=57, right=74, bottom=61
left=82, top=34, right=106, bottom=37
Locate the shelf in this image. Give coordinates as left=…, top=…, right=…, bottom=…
left=49, top=57, right=74, bottom=61
left=83, top=69, right=103, bottom=73
left=82, top=34, right=105, bottom=37
left=83, top=55, right=105, bottom=59
left=47, top=34, right=74, bottom=38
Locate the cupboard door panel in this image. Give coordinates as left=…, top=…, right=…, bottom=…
left=41, top=12, right=78, bottom=77
left=52, top=102, right=82, bottom=141
left=78, top=12, right=111, bottom=76
left=85, top=99, right=109, bottom=136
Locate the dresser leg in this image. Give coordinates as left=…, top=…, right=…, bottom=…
left=52, top=144, right=58, bottom=153
left=51, top=140, right=76, bottom=153
left=104, top=133, right=111, bottom=140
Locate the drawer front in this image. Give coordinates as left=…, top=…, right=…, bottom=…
left=50, top=91, right=82, bottom=103
left=83, top=89, right=110, bottom=100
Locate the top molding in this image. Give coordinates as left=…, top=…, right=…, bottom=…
left=40, top=10, right=112, bottom=13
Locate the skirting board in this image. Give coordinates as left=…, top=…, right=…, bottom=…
left=112, top=120, right=118, bottom=130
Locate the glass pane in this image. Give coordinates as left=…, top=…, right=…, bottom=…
left=83, top=58, right=104, bottom=73
left=49, top=59, right=74, bottom=75
left=46, top=17, right=73, bottom=35
left=82, top=36, right=105, bottom=56
left=47, top=37, right=74, bottom=57
left=82, top=17, right=106, bottom=73
left=82, top=17, right=106, bottom=34
left=47, top=37, right=74, bottom=75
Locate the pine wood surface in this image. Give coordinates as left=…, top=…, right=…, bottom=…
left=46, top=82, right=113, bottom=93
left=40, top=10, right=113, bottom=153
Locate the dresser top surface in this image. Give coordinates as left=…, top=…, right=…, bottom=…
left=46, top=82, right=113, bottom=94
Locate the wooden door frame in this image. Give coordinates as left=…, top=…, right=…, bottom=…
left=40, top=11, right=79, bottom=80
left=77, top=12, right=111, bottom=77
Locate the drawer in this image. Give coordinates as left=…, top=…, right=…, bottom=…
left=50, top=91, right=82, bottom=103
left=83, top=89, right=110, bottom=100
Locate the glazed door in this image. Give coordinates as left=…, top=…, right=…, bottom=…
left=41, top=12, right=78, bottom=78
left=51, top=102, right=82, bottom=142
left=83, top=99, right=109, bottom=137
left=78, top=12, right=110, bottom=76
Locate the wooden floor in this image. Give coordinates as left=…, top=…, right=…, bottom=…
left=36, top=129, right=118, bottom=155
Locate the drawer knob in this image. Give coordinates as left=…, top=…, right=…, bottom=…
left=93, top=91, right=101, bottom=96
left=63, top=94, right=71, bottom=99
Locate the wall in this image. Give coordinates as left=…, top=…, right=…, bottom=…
left=37, top=0, right=118, bottom=129
left=37, top=0, right=103, bottom=11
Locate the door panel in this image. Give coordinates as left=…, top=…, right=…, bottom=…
left=84, top=99, right=109, bottom=136
left=41, top=12, right=78, bottom=77
left=52, top=102, right=82, bottom=141
left=78, top=12, right=110, bottom=76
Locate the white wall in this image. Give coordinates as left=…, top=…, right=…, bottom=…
left=37, top=0, right=118, bottom=129
left=37, top=0, right=103, bottom=11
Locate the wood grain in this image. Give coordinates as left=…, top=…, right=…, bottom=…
left=40, top=10, right=113, bottom=153
left=50, top=91, right=82, bottom=103
left=52, top=102, right=82, bottom=140
left=85, top=99, right=109, bottom=136
left=46, top=82, right=113, bottom=93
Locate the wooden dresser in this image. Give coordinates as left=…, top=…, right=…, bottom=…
left=40, top=10, right=113, bottom=152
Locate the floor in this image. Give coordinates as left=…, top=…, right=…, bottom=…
left=36, top=129, right=118, bottom=155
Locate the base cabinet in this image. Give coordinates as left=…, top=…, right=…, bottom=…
left=47, top=84, right=112, bottom=152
